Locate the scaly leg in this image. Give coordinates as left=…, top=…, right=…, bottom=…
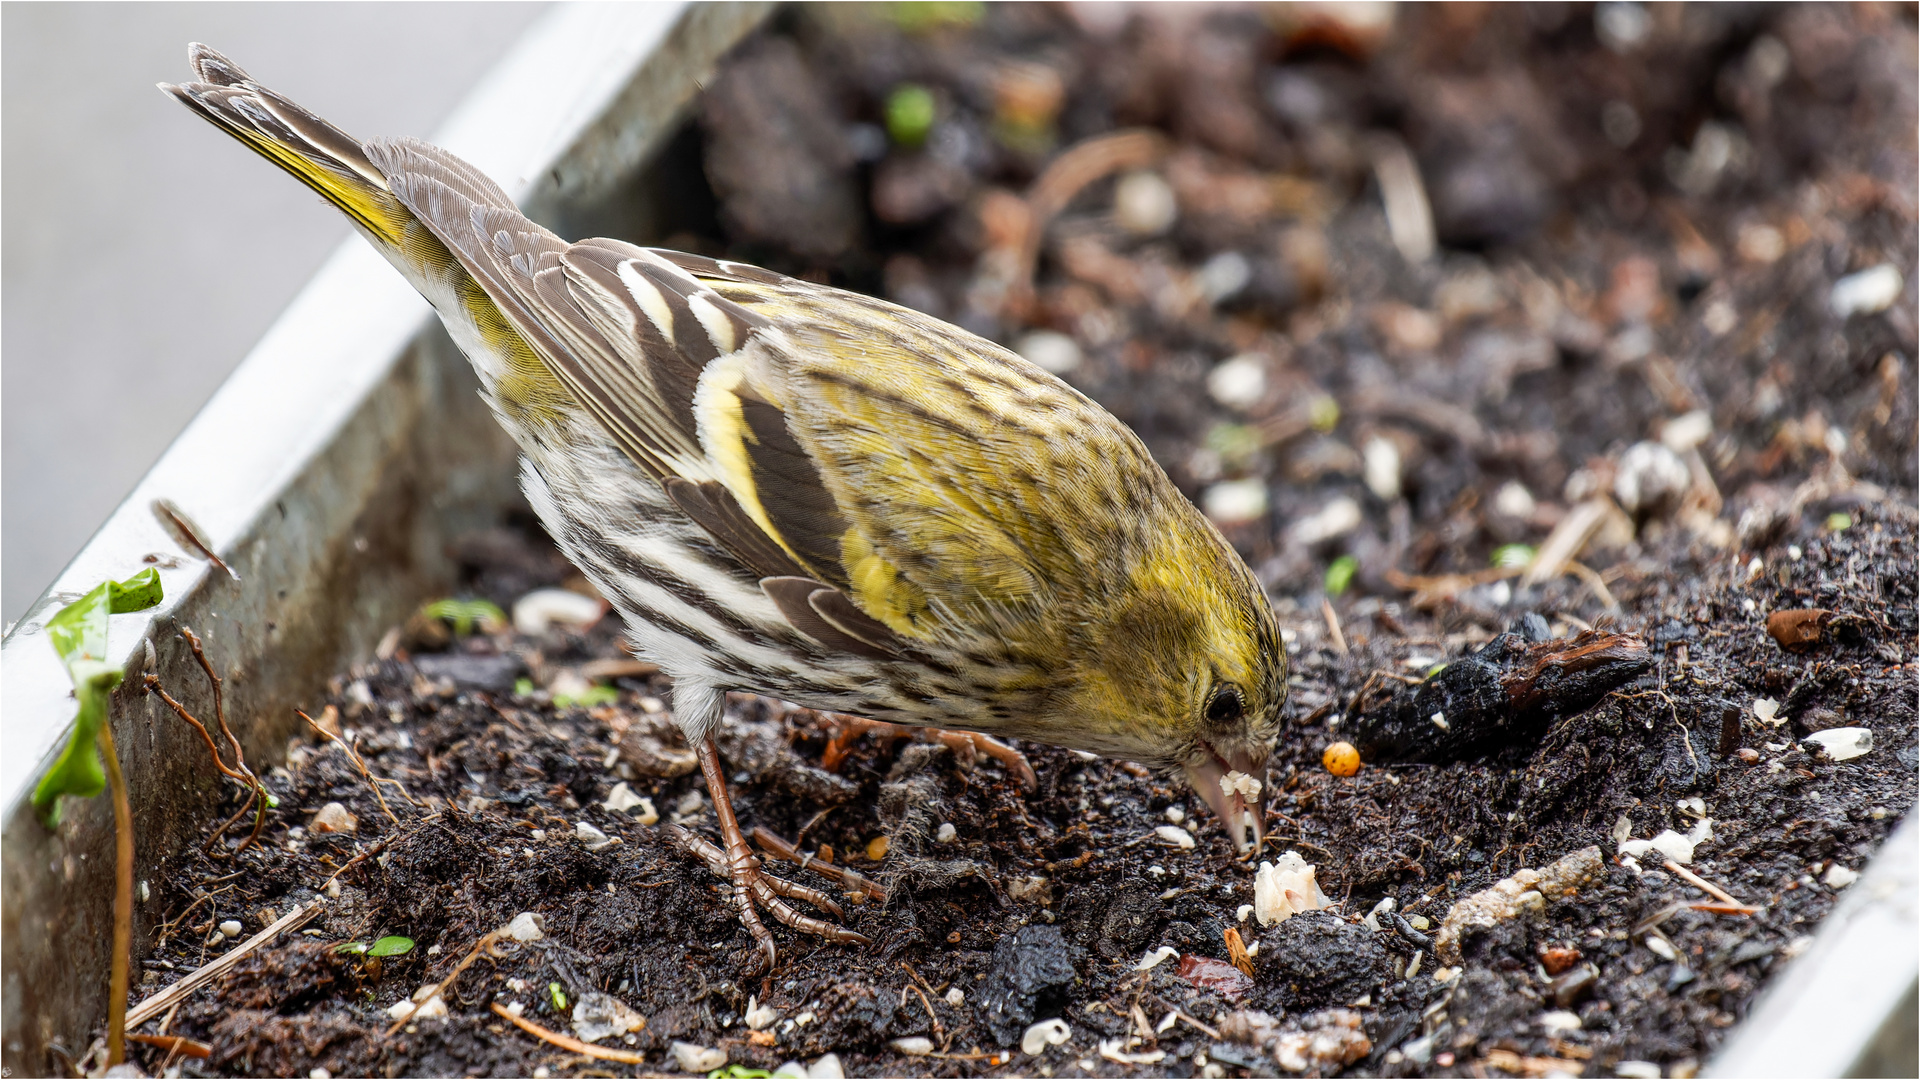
left=668, top=735, right=868, bottom=974
left=819, top=714, right=1037, bottom=790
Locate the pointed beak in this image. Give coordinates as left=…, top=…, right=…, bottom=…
left=1184, top=744, right=1268, bottom=856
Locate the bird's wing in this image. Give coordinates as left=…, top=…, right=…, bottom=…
left=362, top=141, right=1149, bottom=656
left=750, top=282, right=1170, bottom=647
left=361, top=142, right=918, bottom=658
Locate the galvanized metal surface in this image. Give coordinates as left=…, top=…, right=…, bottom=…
left=0, top=4, right=772, bottom=1073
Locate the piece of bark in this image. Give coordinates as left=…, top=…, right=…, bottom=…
left=1349, top=621, right=1650, bottom=763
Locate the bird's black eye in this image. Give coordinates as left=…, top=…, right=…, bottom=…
left=1205, top=683, right=1244, bottom=726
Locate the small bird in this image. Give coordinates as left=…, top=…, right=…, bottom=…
left=164, top=45, right=1286, bottom=970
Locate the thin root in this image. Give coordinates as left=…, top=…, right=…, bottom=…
left=143, top=630, right=271, bottom=855
left=490, top=1002, right=644, bottom=1064
left=300, top=710, right=424, bottom=824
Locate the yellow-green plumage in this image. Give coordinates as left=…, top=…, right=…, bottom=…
left=164, top=43, right=1285, bottom=890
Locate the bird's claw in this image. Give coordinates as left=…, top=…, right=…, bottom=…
left=668, top=824, right=870, bottom=974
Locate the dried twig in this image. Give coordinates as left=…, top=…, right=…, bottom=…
left=322, top=813, right=442, bottom=890
left=1020, top=129, right=1170, bottom=284
left=901, top=978, right=948, bottom=1052
left=385, top=928, right=506, bottom=1036
left=152, top=498, right=240, bottom=581
left=154, top=1002, right=186, bottom=1075
left=489, top=1002, right=645, bottom=1064
left=1665, top=860, right=1758, bottom=911
left=1174, top=1009, right=1220, bottom=1040
left=300, top=710, right=424, bottom=824
left=127, top=900, right=325, bottom=1029
left=154, top=889, right=227, bottom=950
left=1690, top=901, right=1762, bottom=915
left=126, top=1034, right=211, bottom=1060
left=1321, top=598, right=1350, bottom=657
left=1565, top=558, right=1619, bottom=611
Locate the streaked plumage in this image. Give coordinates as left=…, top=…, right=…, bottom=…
left=165, top=44, right=1287, bottom=964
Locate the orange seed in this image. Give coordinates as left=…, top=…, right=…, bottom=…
left=1323, top=741, right=1361, bottom=777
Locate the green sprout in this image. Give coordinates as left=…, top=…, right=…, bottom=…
left=553, top=683, right=620, bottom=709
left=32, top=568, right=165, bottom=824
left=1491, top=544, right=1536, bottom=569
left=420, top=597, right=507, bottom=636
left=1324, top=555, right=1359, bottom=596
left=31, top=567, right=164, bottom=1068
left=1825, top=512, right=1852, bottom=532
left=1205, top=422, right=1263, bottom=466
left=514, top=677, right=535, bottom=697
left=710, top=1067, right=774, bottom=1080
left=336, top=935, right=416, bottom=958
left=548, top=982, right=568, bottom=1011
left=886, top=1, right=983, bottom=32
left=885, top=84, right=936, bottom=148
left=1308, top=395, right=1341, bottom=433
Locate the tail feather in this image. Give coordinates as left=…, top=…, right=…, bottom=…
left=161, top=44, right=407, bottom=245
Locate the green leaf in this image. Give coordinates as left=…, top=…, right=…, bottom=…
left=885, top=84, right=936, bottom=148
left=367, top=935, right=415, bottom=957
left=1204, top=422, right=1262, bottom=463
left=513, top=677, right=535, bottom=696
left=421, top=598, right=507, bottom=636
left=548, top=982, right=568, bottom=1011
left=31, top=662, right=123, bottom=826
left=108, top=567, right=164, bottom=613
left=1324, top=555, right=1359, bottom=596
left=1308, top=394, right=1341, bottom=433
left=47, top=582, right=111, bottom=675
left=31, top=569, right=164, bottom=826
left=555, top=684, right=620, bottom=709
left=710, top=1068, right=773, bottom=1079
left=1825, top=512, right=1852, bottom=532
left=1491, top=544, right=1536, bottom=569
left=887, top=1, right=982, bottom=32
left=34, top=583, right=119, bottom=826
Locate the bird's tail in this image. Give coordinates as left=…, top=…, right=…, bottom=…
left=160, top=44, right=412, bottom=248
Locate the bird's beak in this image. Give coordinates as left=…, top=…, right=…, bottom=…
left=1184, top=745, right=1268, bottom=856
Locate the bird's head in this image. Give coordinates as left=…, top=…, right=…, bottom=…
left=1051, top=521, right=1287, bottom=855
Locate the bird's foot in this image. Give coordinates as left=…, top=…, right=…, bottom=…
left=750, top=825, right=888, bottom=903
left=668, top=825, right=870, bottom=974
left=820, top=714, right=1037, bottom=790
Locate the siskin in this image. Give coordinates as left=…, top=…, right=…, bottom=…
left=164, top=45, right=1286, bottom=969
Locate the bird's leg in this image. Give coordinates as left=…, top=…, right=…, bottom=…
left=818, top=713, right=1038, bottom=791
left=669, top=735, right=869, bottom=974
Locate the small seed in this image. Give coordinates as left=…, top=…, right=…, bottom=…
left=1322, top=741, right=1361, bottom=777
